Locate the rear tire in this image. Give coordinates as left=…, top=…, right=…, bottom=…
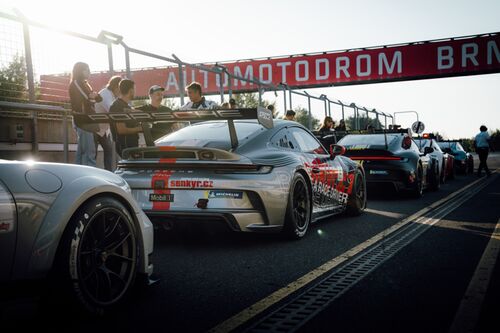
left=346, top=168, right=367, bottom=216
left=283, top=173, right=311, bottom=240
left=410, top=166, right=424, bottom=198
left=429, top=161, right=440, bottom=191
left=53, top=196, right=139, bottom=315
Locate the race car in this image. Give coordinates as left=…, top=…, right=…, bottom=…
left=337, top=129, right=440, bottom=197
left=0, top=160, right=154, bottom=314
left=74, top=107, right=367, bottom=239
left=437, top=140, right=474, bottom=174
left=413, top=133, right=454, bottom=183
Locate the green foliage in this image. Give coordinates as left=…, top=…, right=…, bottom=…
left=0, top=54, right=27, bottom=101
left=232, top=92, right=276, bottom=112
left=293, top=106, right=320, bottom=129
left=490, top=129, right=500, bottom=151
left=345, top=115, right=383, bottom=130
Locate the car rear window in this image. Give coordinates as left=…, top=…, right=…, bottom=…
left=155, top=121, right=264, bottom=147
left=338, top=134, right=400, bottom=147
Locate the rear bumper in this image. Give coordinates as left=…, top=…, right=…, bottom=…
left=363, top=165, right=415, bottom=192
left=145, top=209, right=281, bottom=233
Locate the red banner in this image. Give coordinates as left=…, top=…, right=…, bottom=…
left=40, top=33, right=500, bottom=102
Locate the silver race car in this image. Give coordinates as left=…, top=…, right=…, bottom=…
left=75, top=107, right=366, bottom=239
left=0, top=160, right=154, bottom=313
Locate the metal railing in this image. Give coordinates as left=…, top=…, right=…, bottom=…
left=0, top=8, right=396, bottom=163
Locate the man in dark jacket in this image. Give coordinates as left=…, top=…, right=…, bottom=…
left=109, top=79, right=142, bottom=157
left=137, top=85, right=173, bottom=141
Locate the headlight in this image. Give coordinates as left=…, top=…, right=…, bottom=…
left=0, top=180, right=16, bottom=234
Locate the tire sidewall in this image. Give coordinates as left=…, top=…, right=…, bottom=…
left=64, top=196, right=138, bottom=314
left=284, top=173, right=311, bottom=239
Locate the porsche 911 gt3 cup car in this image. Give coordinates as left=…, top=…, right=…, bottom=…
left=74, top=107, right=366, bottom=239
left=0, top=160, right=154, bottom=313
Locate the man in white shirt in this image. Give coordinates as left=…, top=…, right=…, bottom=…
left=181, top=81, right=217, bottom=110
left=474, top=125, right=491, bottom=177
left=94, top=76, right=121, bottom=171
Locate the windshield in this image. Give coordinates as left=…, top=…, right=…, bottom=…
left=155, top=121, right=265, bottom=148
left=413, top=138, right=431, bottom=150
left=338, top=134, right=400, bottom=148
left=437, top=142, right=463, bottom=152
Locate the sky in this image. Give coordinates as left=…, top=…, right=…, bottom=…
left=1, top=0, right=499, bottom=138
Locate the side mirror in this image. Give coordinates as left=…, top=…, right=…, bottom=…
left=442, top=147, right=452, bottom=154
left=330, top=144, right=346, bottom=158
left=424, top=147, right=434, bottom=155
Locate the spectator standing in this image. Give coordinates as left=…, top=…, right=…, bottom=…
left=94, top=75, right=121, bottom=171
left=335, top=119, right=346, bottom=131
left=229, top=98, right=237, bottom=109
left=318, top=116, right=335, bottom=135
left=68, top=62, right=102, bottom=167
left=267, top=105, right=278, bottom=119
left=284, top=110, right=296, bottom=121
left=474, top=125, right=492, bottom=177
left=109, top=79, right=142, bottom=157
left=137, top=85, right=173, bottom=141
left=181, top=82, right=217, bottom=110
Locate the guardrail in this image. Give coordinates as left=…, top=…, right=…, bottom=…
left=0, top=101, right=71, bottom=162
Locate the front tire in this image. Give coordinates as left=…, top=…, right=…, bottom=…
left=283, top=173, right=311, bottom=240
left=56, top=196, right=138, bottom=314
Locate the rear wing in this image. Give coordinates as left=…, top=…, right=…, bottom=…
left=314, top=128, right=411, bottom=151
left=73, top=107, right=273, bottom=149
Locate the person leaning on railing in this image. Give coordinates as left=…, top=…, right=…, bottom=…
left=69, top=62, right=103, bottom=167
left=94, top=75, right=121, bottom=171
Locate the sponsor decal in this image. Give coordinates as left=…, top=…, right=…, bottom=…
left=149, top=193, right=175, bottom=202
left=169, top=179, right=214, bottom=188
left=347, top=145, right=369, bottom=150
left=151, top=171, right=174, bottom=210
left=208, top=190, right=243, bottom=199
left=369, top=170, right=389, bottom=175
left=311, top=179, right=349, bottom=204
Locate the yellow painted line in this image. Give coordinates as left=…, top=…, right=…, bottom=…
left=209, top=174, right=494, bottom=333
left=448, top=217, right=500, bottom=333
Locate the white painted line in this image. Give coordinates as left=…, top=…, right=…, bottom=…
left=365, top=208, right=406, bottom=219
left=448, top=217, right=500, bottom=333
left=209, top=174, right=495, bottom=333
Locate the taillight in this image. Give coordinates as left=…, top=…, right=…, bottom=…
left=0, top=181, right=16, bottom=234
left=215, top=165, right=273, bottom=174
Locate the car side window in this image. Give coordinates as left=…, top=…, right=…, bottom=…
left=270, top=129, right=296, bottom=150
left=410, top=139, right=421, bottom=153
left=290, top=127, right=327, bottom=155
left=432, top=141, right=442, bottom=152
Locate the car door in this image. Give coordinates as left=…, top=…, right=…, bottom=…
left=0, top=179, right=17, bottom=282
left=288, top=127, right=344, bottom=213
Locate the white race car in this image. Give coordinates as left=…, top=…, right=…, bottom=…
left=0, top=160, right=154, bottom=314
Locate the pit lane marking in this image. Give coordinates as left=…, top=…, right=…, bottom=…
left=209, top=173, right=496, bottom=333
left=448, top=216, right=500, bottom=333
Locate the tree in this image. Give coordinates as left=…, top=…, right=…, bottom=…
left=232, top=92, right=276, bottom=112
left=345, top=115, right=383, bottom=130
left=490, top=129, right=500, bottom=151
left=294, top=106, right=320, bottom=129
left=0, top=54, right=27, bottom=101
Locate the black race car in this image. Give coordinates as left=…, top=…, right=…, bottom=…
left=437, top=140, right=474, bottom=174
left=336, top=129, right=440, bottom=197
